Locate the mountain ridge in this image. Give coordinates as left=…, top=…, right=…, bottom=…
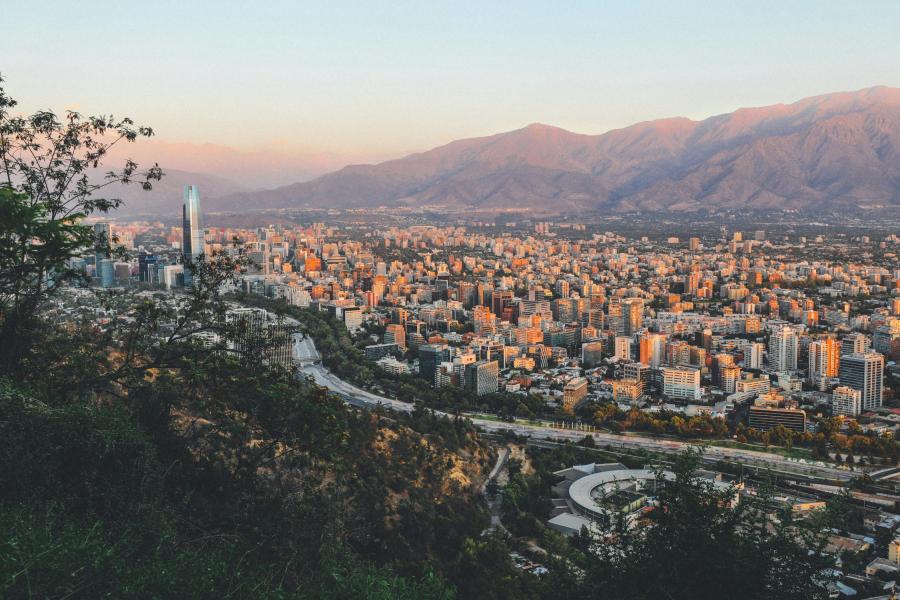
left=175, top=86, right=900, bottom=214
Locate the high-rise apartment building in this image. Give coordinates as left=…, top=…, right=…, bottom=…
left=831, top=386, right=862, bottom=417
left=808, top=337, right=840, bottom=391
left=614, top=336, right=632, bottom=361
left=768, top=327, right=798, bottom=372
left=622, top=298, right=644, bottom=336
left=661, top=366, right=701, bottom=401
left=841, top=332, right=869, bottom=356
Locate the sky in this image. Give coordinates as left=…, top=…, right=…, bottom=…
left=4, top=0, right=900, bottom=165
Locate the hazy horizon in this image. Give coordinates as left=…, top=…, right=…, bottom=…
left=6, top=1, right=900, bottom=187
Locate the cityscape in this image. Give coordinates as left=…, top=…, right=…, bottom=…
left=3, top=3, right=900, bottom=599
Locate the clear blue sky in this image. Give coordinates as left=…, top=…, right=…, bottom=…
left=4, top=0, right=900, bottom=157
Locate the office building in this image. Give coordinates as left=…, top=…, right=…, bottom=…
left=614, top=336, right=632, bottom=361
left=97, top=258, right=114, bottom=288
left=624, top=362, right=650, bottom=395
left=562, top=377, right=589, bottom=412
left=622, top=298, right=644, bottom=336
left=748, top=406, right=807, bottom=433
left=419, top=344, right=451, bottom=386
left=93, top=222, right=111, bottom=267
left=182, top=185, right=204, bottom=286
left=384, top=323, right=406, bottom=349
left=839, top=352, right=884, bottom=411
left=465, top=360, right=499, bottom=396
left=138, top=252, right=158, bottom=283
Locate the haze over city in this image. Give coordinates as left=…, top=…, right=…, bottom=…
left=5, top=0, right=900, bottom=188
left=2, top=3, right=900, bottom=599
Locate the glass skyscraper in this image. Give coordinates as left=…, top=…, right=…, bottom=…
left=182, top=185, right=204, bottom=286
left=93, top=222, right=111, bottom=265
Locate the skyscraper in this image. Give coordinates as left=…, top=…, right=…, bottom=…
left=839, top=352, right=884, bottom=411
left=93, top=222, right=111, bottom=267
left=182, top=185, right=204, bottom=286
left=419, top=344, right=451, bottom=386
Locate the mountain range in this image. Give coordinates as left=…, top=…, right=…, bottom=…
left=116, top=86, right=900, bottom=215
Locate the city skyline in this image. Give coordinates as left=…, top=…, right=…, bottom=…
left=3, top=7, right=900, bottom=597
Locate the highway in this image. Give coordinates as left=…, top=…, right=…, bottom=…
left=293, top=335, right=856, bottom=483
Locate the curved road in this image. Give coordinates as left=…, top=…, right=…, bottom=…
left=293, top=335, right=855, bottom=482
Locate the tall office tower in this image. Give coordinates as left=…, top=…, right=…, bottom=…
left=93, top=222, right=112, bottom=267
left=622, top=298, right=644, bottom=335
left=97, top=258, right=115, bottom=288
left=476, top=282, right=493, bottom=307
left=831, top=386, right=862, bottom=417
left=768, top=327, right=798, bottom=372
left=181, top=185, right=205, bottom=286
left=465, top=360, right=499, bottom=396
left=138, top=251, right=158, bottom=283
left=419, top=344, right=451, bottom=386
left=839, top=352, right=884, bottom=411
left=841, top=332, right=869, bottom=356
left=808, top=338, right=840, bottom=391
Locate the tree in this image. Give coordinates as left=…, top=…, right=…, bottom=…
left=0, top=74, right=161, bottom=377
left=543, top=450, right=836, bottom=600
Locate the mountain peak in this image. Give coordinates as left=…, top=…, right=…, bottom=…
left=209, top=86, right=900, bottom=215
